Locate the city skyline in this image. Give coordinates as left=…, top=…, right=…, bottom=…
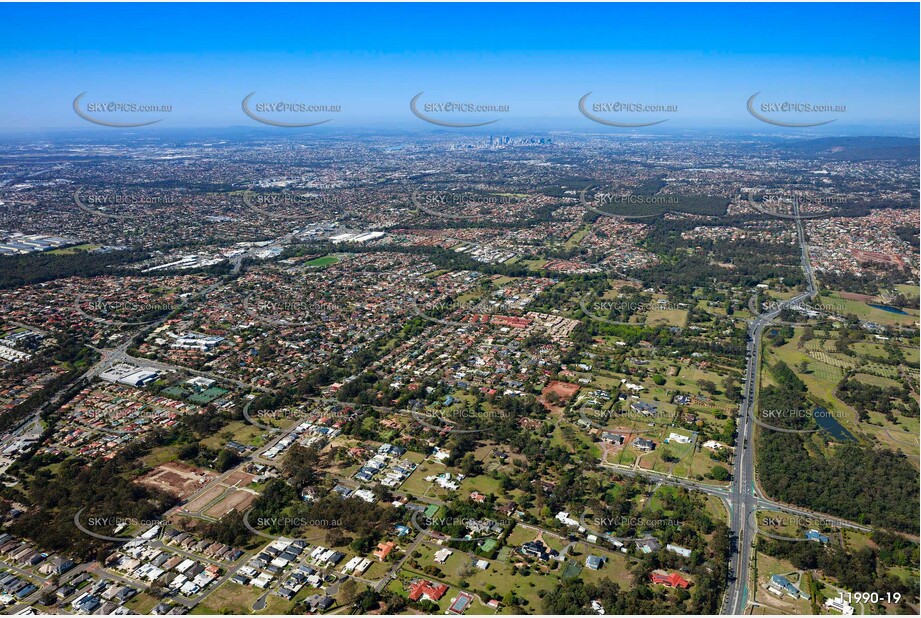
left=0, top=3, right=917, bottom=617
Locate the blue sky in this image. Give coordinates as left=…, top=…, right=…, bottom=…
left=0, top=2, right=917, bottom=133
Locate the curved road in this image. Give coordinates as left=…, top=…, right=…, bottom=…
left=725, top=195, right=818, bottom=615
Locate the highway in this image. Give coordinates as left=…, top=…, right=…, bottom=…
left=0, top=212, right=852, bottom=614
left=600, top=464, right=871, bottom=534
left=724, top=195, right=818, bottom=615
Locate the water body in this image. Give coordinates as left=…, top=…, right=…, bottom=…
left=813, top=406, right=857, bottom=442
left=869, top=304, right=908, bottom=315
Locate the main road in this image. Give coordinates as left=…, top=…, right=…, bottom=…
left=724, top=195, right=818, bottom=615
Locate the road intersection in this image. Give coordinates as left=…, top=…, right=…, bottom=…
left=725, top=195, right=820, bottom=614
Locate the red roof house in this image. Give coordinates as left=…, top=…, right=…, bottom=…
left=373, top=541, right=395, bottom=561
left=650, top=570, right=690, bottom=589
left=409, top=580, right=449, bottom=602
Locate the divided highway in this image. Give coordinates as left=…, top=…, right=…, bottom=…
left=724, top=195, right=818, bottom=614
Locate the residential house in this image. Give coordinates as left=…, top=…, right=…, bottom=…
left=650, top=570, right=690, bottom=589
left=632, top=437, right=656, bottom=452
left=585, top=555, right=605, bottom=570
left=408, top=580, right=449, bottom=603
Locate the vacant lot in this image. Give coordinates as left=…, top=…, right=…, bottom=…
left=184, top=485, right=226, bottom=513
left=205, top=489, right=258, bottom=518
left=135, top=461, right=217, bottom=499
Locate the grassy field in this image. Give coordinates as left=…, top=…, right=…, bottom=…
left=765, top=290, right=800, bottom=302
left=567, top=542, right=633, bottom=584
left=191, top=582, right=281, bottom=614
left=764, top=330, right=853, bottom=422
left=762, top=327, right=920, bottom=464
left=200, top=420, right=266, bottom=450
left=458, top=473, right=503, bottom=497
left=682, top=443, right=731, bottom=482
left=850, top=342, right=888, bottom=357
left=852, top=372, right=901, bottom=389
left=705, top=494, right=729, bottom=524
left=141, top=445, right=182, bottom=468
left=564, top=226, right=591, bottom=248
left=303, top=255, right=339, bottom=267
left=650, top=428, right=696, bottom=475
left=505, top=525, right=545, bottom=549
left=406, top=537, right=560, bottom=612
left=644, top=308, right=689, bottom=327
left=751, top=552, right=812, bottom=615
left=820, top=291, right=919, bottom=327
left=125, top=592, right=161, bottom=614
left=755, top=509, right=803, bottom=540
left=48, top=243, right=102, bottom=254
left=399, top=460, right=455, bottom=499
left=840, top=528, right=876, bottom=552
left=865, top=408, right=920, bottom=461
left=521, top=259, right=548, bottom=270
